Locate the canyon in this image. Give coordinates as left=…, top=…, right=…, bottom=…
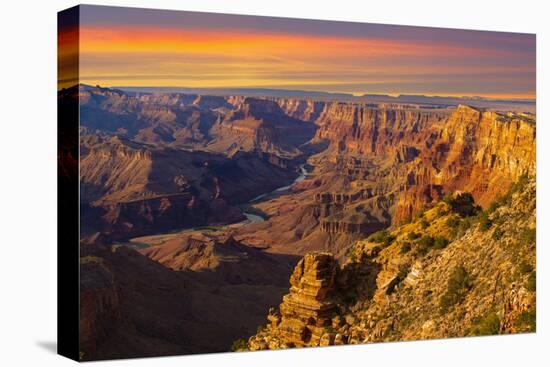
left=67, top=85, right=536, bottom=359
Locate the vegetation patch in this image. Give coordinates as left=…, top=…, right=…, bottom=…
left=477, top=211, right=492, bottom=232
left=407, top=232, right=420, bottom=240
left=400, top=242, right=412, bottom=254
left=469, top=311, right=500, bottom=336
left=420, top=219, right=429, bottom=229
left=440, top=266, right=472, bottom=313
left=516, top=310, right=536, bottom=332
left=414, top=235, right=450, bottom=256
left=446, top=216, right=461, bottom=230
left=443, top=192, right=480, bottom=217
left=368, top=229, right=396, bottom=246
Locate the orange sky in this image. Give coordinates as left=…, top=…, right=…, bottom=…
left=59, top=6, right=536, bottom=99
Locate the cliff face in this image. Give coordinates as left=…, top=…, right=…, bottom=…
left=211, top=97, right=318, bottom=157
left=246, top=176, right=536, bottom=350
left=313, top=105, right=446, bottom=157
left=311, top=103, right=535, bottom=220
left=395, top=105, right=536, bottom=221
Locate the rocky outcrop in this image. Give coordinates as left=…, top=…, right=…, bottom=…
left=315, top=190, right=371, bottom=205
left=249, top=253, right=339, bottom=349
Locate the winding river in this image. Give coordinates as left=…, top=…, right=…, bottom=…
left=241, top=164, right=308, bottom=224
left=123, top=165, right=308, bottom=248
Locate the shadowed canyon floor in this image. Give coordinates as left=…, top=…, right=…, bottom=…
left=65, top=85, right=535, bottom=359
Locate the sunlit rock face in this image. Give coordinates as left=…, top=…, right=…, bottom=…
left=249, top=252, right=340, bottom=350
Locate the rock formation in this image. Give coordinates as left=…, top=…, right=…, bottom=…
left=249, top=253, right=339, bottom=349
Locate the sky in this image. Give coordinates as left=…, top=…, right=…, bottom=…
left=59, top=5, right=536, bottom=99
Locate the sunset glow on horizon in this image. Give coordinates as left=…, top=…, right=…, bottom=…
left=59, top=5, right=536, bottom=99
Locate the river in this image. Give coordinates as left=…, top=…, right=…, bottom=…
left=241, top=165, right=307, bottom=224
left=122, top=165, right=308, bottom=248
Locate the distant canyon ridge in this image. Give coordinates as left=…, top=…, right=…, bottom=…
left=76, top=84, right=535, bottom=254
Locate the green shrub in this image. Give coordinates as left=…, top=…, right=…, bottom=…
left=433, top=236, right=450, bottom=249
left=440, top=266, right=472, bottom=312
left=407, top=232, right=420, bottom=240
left=230, top=338, right=248, bottom=352
left=444, top=192, right=479, bottom=217
left=459, top=217, right=472, bottom=232
left=477, top=211, right=492, bottom=232
left=415, top=235, right=434, bottom=256
left=470, top=311, right=501, bottom=336
left=414, top=235, right=450, bottom=255
left=400, top=242, right=412, bottom=254
left=516, top=310, right=536, bottom=332
left=418, top=235, right=435, bottom=247
left=518, top=262, right=534, bottom=275
left=420, top=219, right=429, bottom=229
left=446, top=216, right=461, bottom=229
left=526, top=271, right=536, bottom=292
left=368, top=229, right=395, bottom=246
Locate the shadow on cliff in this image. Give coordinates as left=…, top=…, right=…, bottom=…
left=79, top=242, right=299, bottom=361
left=337, top=257, right=382, bottom=306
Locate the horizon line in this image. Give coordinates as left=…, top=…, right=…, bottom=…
left=108, top=84, right=536, bottom=101
left=60, top=83, right=536, bottom=102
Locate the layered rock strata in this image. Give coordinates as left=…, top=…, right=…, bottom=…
left=249, top=253, right=339, bottom=349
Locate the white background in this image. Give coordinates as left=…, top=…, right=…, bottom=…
left=0, top=0, right=547, bottom=366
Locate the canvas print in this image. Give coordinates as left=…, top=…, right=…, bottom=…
left=58, top=5, right=536, bottom=361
